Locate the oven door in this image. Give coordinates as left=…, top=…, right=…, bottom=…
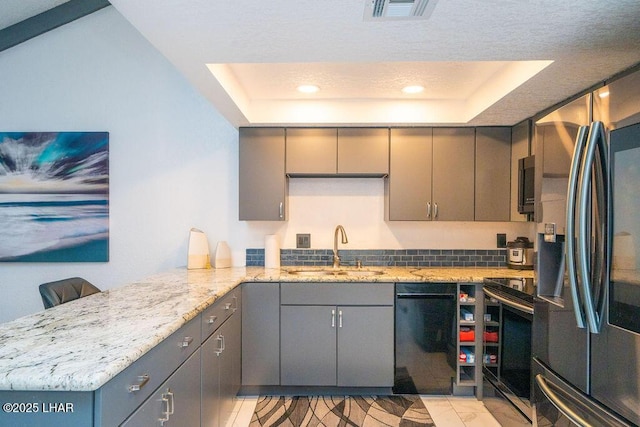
left=483, top=288, right=533, bottom=422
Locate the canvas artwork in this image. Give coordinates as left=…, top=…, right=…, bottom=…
left=0, top=132, right=109, bottom=262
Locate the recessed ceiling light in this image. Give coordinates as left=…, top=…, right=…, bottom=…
left=297, top=85, right=320, bottom=94
left=402, top=85, right=424, bottom=94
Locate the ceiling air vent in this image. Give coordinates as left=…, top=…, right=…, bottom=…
left=364, top=0, right=439, bottom=21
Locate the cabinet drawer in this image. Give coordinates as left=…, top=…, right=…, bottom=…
left=95, top=316, right=201, bottom=427
left=281, top=282, right=394, bottom=305
left=201, top=288, right=240, bottom=342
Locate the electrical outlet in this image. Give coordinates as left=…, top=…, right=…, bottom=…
left=296, top=233, right=311, bottom=249
left=497, top=233, right=507, bottom=248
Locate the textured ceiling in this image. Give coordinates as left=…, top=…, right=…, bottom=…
left=7, top=1, right=640, bottom=127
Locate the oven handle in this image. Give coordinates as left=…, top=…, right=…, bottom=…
left=535, top=374, right=590, bottom=427
left=483, top=287, right=534, bottom=315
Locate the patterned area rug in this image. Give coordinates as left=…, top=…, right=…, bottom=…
left=248, top=395, right=435, bottom=427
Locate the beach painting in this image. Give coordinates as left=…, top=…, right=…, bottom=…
left=0, top=132, right=109, bottom=262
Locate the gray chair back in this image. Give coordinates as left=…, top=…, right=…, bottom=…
left=39, top=277, right=101, bottom=309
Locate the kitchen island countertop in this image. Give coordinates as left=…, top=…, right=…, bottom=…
left=0, top=266, right=532, bottom=392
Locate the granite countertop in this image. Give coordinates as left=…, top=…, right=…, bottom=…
left=0, top=266, right=533, bottom=392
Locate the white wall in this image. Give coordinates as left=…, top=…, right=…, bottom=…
left=0, top=7, right=239, bottom=322
left=238, top=178, right=534, bottom=251
left=0, top=7, right=534, bottom=322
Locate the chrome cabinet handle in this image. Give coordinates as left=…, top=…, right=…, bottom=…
left=279, top=202, right=284, bottom=219
left=331, top=309, right=336, bottom=328
left=159, top=389, right=174, bottom=425
left=128, top=374, right=150, bottom=393
left=207, top=315, right=218, bottom=325
left=338, top=310, right=343, bottom=328
left=181, top=336, right=194, bottom=347
left=215, top=334, right=225, bottom=356
left=232, top=295, right=238, bottom=312
left=427, top=202, right=432, bottom=219
left=160, top=395, right=170, bottom=424
left=434, top=203, right=439, bottom=219
left=224, top=302, right=232, bottom=311
left=167, top=390, right=174, bottom=416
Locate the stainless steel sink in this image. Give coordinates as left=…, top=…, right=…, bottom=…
left=286, top=269, right=345, bottom=276
left=341, top=270, right=385, bottom=276
left=285, top=269, right=385, bottom=276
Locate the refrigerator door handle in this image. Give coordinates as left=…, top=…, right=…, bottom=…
left=577, top=121, right=607, bottom=333
left=535, top=374, right=591, bottom=427
left=566, top=125, right=589, bottom=329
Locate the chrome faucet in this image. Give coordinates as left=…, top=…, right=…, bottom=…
left=333, top=225, right=348, bottom=268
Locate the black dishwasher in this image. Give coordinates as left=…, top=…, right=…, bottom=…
left=394, top=283, right=457, bottom=394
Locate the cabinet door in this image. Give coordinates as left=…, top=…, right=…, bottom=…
left=387, top=128, right=433, bottom=220
left=337, top=306, right=394, bottom=387
left=122, top=349, right=201, bottom=427
left=202, top=332, right=222, bottom=427
left=510, top=121, right=530, bottom=222
left=242, top=282, right=280, bottom=386
left=337, top=128, right=389, bottom=175
left=432, top=128, right=475, bottom=221
left=286, top=128, right=337, bottom=174
left=280, top=305, right=336, bottom=386
left=219, top=312, right=241, bottom=426
left=239, top=128, right=286, bottom=220
left=475, top=127, right=511, bottom=221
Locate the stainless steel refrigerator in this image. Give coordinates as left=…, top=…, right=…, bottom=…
left=532, top=67, right=640, bottom=427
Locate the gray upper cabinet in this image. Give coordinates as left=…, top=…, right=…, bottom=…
left=239, top=128, right=286, bottom=221
left=432, top=128, right=475, bottom=221
left=510, top=121, right=530, bottom=222
left=387, top=128, right=475, bottom=221
left=475, top=127, right=511, bottom=221
left=337, top=128, right=389, bottom=175
left=286, top=128, right=337, bottom=175
left=387, top=128, right=433, bottom=220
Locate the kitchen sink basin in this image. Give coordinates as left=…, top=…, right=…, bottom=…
left=286, top=269, right=345, bottom=276
left=341, top=270, right=385, bottom=276
left=285, top=269, right=385, bottom=276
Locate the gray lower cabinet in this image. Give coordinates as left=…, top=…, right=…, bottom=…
left=121, top=349, right=202, bottom=427
left=242, top=282, right=280, bottom=386
left=0, top=289, right=242, bottom=427
left=281, top=305, right=394, bottom=387
left=336, top=305, right=395, bottom=387
left=202, top=307, right=241, bottom=427
left=239, top=127, right=286, bottom=221
left=281, top=305, right=337, bottom=386
left=280, top=282, right=394, bottom=387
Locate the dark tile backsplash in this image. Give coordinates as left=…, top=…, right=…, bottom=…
left=246, top=248, right=506, bottom=268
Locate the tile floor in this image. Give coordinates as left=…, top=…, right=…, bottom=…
left=225, top=395, right=501, bottom=427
